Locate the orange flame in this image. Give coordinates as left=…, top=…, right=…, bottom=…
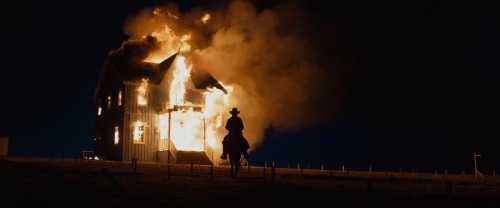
left=134, top=16, right=233, bottom=156
left=133, top=121, right=145, bottom=143
left=137, top=78, right=148, bottom=105
left=201, top=13, right=211, bottom=24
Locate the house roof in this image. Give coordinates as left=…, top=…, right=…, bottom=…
left=109, top=52, right=178, bottom=85
left=93, top=52, right=227, bottom=102
left=190, top=68, right=228, bottom=94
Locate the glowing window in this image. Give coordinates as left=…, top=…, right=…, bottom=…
left=137, top=78, right=148, bottom=106
left=133, top=121, right=145, bottom=143
left=114, top=125, right=119, bottom=144
left=107, top=95, right=111, bottom=111
left=97, top=99, right=102, bottom=116
left=118, top=89, right=122, bottom=106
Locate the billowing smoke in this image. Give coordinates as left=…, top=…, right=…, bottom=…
left=116, top=0, right=352, bottom=150
left=108, top=35, right=161, bottom=63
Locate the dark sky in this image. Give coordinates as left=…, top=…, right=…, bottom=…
left=3, top=0, right=499, bottom=173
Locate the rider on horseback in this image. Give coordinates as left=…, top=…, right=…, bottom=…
left=221, top=108, right=249, bottom=160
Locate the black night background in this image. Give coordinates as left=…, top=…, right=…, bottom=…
left=2, top=0, right=499, bottom=174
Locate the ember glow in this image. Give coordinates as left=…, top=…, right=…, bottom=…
left=196, top=13, right=211, bottom=25
left=201, top=13, right=210, bottom=24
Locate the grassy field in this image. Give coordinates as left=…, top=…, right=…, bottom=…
left=1, top=156, right=499, bottom=208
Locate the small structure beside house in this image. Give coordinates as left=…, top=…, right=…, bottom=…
left=0, top=137, right=8, bottom=157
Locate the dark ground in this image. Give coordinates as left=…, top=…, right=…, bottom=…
left=1, top=157, right=499, bottom=208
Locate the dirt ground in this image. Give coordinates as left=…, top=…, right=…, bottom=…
left=1, top=157, right=499, bottom=208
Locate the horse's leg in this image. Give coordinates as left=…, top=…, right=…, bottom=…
left=234, top=154, right=241, bottom=178
left=229, top=155, right=234, bottom=178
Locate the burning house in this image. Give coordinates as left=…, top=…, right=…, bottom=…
left=92, top=51, right=229, bottom=164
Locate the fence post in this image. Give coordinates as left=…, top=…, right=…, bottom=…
left=447, top=181, right=453, bottom=196
left=190, top=160, right=194, bottom=176
left=263, top=165, right=266, bottom=177
left=132, top=157, right=137, bottom=173
left=210, top=165, right=213, bottom=181
left=167, top=164, right=171, bottom=179
left=272, top=165, right=276, bottom=188
left=367, top=178, right=373, bottom=193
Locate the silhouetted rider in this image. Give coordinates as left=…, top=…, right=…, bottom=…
left=221, top=108, right=249, bottom=159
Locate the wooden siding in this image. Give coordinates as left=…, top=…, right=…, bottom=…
left=122, top=83, right=160, bottom=162
left=93, top=63, right=125, bottom=161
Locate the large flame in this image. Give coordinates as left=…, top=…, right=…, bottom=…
left=156, top=53, right=230, bottom=153
left=137, top=11, right=231, bottom=154
left=168, top=55, right=191, bottom=107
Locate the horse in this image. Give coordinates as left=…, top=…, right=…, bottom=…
left=221, top=132, right=249, bottom=178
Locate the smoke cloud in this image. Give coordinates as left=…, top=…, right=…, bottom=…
left=116, top=0, right=353, bottom=150
left=108, top=35, right=161, bottom=63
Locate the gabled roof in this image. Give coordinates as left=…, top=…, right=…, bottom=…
left=93, top=52, right=227, bottom=102
left=190, top=68, right=228, bottom=94
left=109, top=52, right=178, bottom=85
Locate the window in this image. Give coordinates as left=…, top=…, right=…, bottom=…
left=107, top=95, right=111, bottom=111
left=114, top=125, right=119, bottom=144
left=118, top=89, right=122, bottom=106
left=137, top=78, right=148, bottom=106
left=97, top=99, right=102, bottom=116
left=133, top=121, right=145, bottom=143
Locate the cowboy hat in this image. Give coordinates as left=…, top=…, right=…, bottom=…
left=229, top=108, right=240, bottom=115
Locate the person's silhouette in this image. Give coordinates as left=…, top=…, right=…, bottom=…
left=221, top=108, right=249, bottom=160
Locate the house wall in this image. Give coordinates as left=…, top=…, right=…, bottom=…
left=94, top=62, right=124, bottom=161
left=122, top=83, right=160, bottom=162
left=95, top=54, right=212, bottom=162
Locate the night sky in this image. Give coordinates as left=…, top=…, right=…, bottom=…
left=3, top=0, right=499, bottom=173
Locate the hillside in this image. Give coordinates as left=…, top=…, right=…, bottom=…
left=1, top=157, right=499, bottom=207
